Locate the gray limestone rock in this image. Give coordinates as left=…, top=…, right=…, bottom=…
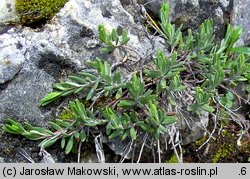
left=0, top=0, right=18, bottom=25
left=0, top=30, right=25, bottom=84
left=0, top=0, right=155, bottom=124
left=232, top=0, right=250, bottom=46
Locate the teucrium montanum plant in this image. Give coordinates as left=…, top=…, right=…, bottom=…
left=3, top=2, right=250, bottom=162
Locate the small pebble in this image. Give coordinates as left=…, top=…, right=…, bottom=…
left=0, top=157, right=5, bottom=163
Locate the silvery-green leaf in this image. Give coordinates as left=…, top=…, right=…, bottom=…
left=65, top=136, right=74, bottom=154
left=130, top=128, right=137, bottom=140
left=40, top=92, right=62, bottom=106
left=61, top=137, right=66, bottom=149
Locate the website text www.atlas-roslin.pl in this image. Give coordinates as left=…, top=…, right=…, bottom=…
left=66, top=166, right=217, bottom=177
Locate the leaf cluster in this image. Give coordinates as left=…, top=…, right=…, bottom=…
left=98, top=24, right=130, bottom=53
left=3, top=2, right=250, bottom=157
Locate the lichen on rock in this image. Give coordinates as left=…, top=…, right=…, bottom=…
left=15, top=0, right=68, bottom=25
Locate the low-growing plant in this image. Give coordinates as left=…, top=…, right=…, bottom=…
left=3, top=2, right=250, bottom=163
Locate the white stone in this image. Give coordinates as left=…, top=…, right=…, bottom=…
left=0, top=33, right=25, bottom=84
left=232, top=0, right=250, bottom=46
left=0, top=0, right=18, bottom=24
left=181, top=0, right=199, bottom=7
left=219, top=0, right=229, bottom=9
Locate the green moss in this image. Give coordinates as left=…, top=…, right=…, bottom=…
left=194, top=135, right=208, bottom=146
left=59, top=108, right=73, bottom=120
left=166, top=149, right=186, bottom=163
left=210, top=130, right=236, bottom=163
left=165, top=153, right=179, bottom=163
left=212, top=143, right=234, bottom=163
left=192, top=129, right=239, bottom=163
left=221, top=130, right=233, bottom=139
left=15, top=0, right=68, bottom=25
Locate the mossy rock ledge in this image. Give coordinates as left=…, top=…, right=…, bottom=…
left=15, top=0, right=68, bottom=25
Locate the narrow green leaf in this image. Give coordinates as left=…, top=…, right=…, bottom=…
left=200, top=104, right=215, bottom=113
left=121, top=129, right=129, bottom=140
left=226, top=92, right=234, bottom=101
left=80, top=130, right=87, bottom=142
left=24, top=123, right=34, bottom=131
left=103, top=61, right=111, bottom=78
left=121, top=30, right=130, bottom=45
left=48, top=122, right=62, bottom=131
left=162, top=116, right=177, bottom=125
left=75, top=99, right=87, bottom=121
left=109, top=129, right=123, bottom=139
left=2, top=125, right=21, bottom=135
left=86, top=80, right=99, bottom=100
left=86, top=121, right=101, bottom=127
left=31, top=127, right=54, bottom=136
left=62, top=132, right=72, bottom=138
left=140, top=94, right=157, bottom=104
left=130, top=112, right=139, bottom=122
left=86, top=60, right=98, bottom=69
left=58, top=82, right=80, bottom=88
left=61, top=137, right=66, bottom=149
left=68, top=75, right=86, bottom=84
left=74, top=86, right=85, bottom=94
left=40, top=92, right=62, bottom=106
left=23, top=133, right=44, bottom=140
left=98, top=24, right=108, bottom=43
left=149, top=101, right=159, bottom=123
left=159, top=125, right=168, bottom=133
left=74, top=131, right=80, bottom=139
left=29, top=130, right=48, bottom=136
left=115, top=88, right=123, bottom=99
left=121, top=113, right=130, bottom=126
left=106, top=123, right=112, bottom=135
left=145, top=70, right=161, bottom=78
left=234, top=76, right=248, bottom=82
left=65, top=135, right=74, bottom=154
left=154, top=128, right=161, bottom=140
left=53, top=83, right=70, bottom=91
left=77, top=72, right=97, bottom=81
left=117, top=82, right=126, bottom=88
left=104, top=86, right=114, bottom=91
left=7, top=118, right=19, bottom=126
left=40, top=137, right=58, bottom=148
left=139, top=123, right=151, bottom=133
left=160, top=79, right=166, bottom=89
left=113, top=71, right=122, bottom=83
left=111, top=29, right=119, bottom=45
left=104, top=90, right=110, bottom=97
left=61, top=89, right=76, bottom=97
left=55, top=119, right=71, bottom=128
left=8, top=120, right=26, bottom=133
left=160, top=2, right=170, bottom=24
left=118, top=100, right=136, bottom=108
left=102, top=47, right=114, bottom=53
left=130, top=128, right=137, bottom=140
